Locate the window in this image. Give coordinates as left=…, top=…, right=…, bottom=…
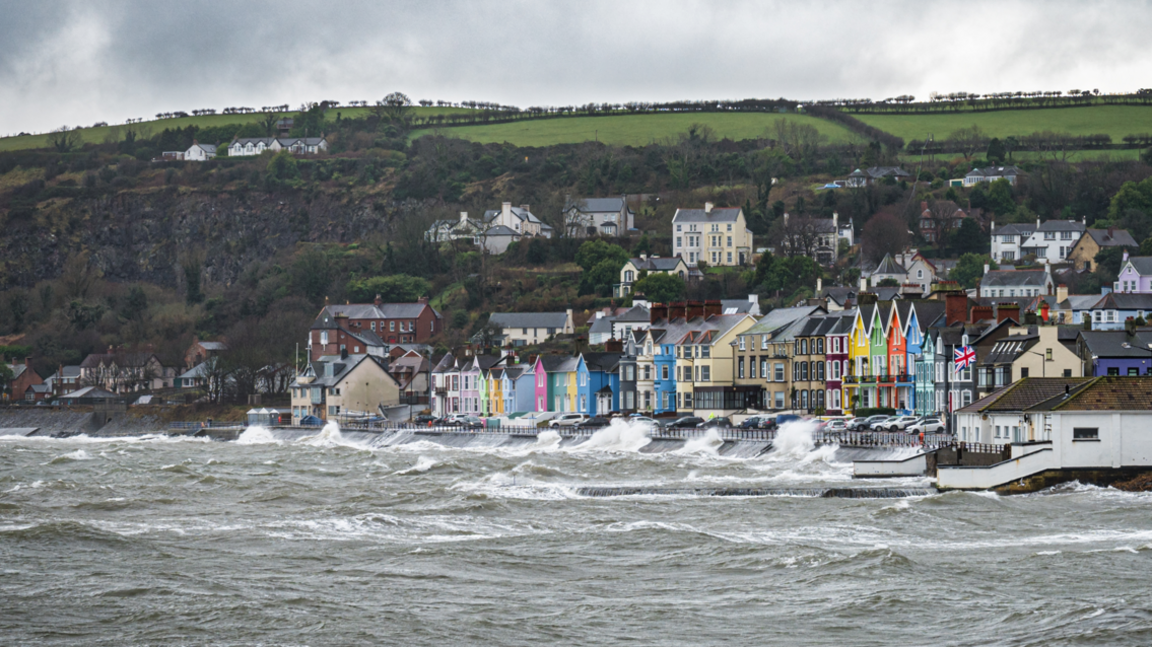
left=1045, top=348, right=1053, bottom=361
left=817, top=339, right=824, bottom=354
left=701, top=346, right=710, bottom=359
left=761, top=335, right=768, bottom=350
left=580, top=373, right=587, bottom=386
left=677, top=224, right=682, bottom=232
left=1044, top=232, right=1055, bottom=240
left=371, top=322, right=376, bottom=331
left=1021, top=367, right=1029, bottom=378
left=727, top=224, right=733, bottom=231
left=727, top=252, right=733, bottom=264
left=775, top=391, right=785, bottom=409
left=727, top=236, right=732, bottom=247
left=1073, top=427, right=1099, bottom=440
left=738, top=357, right=745, bottom=379
left=1061, top=231, right=1073, bottom=240
left=661, top=365, right=669, bottom=380
left=817, top=361, right=825, bottom=381
left=1129, top=368, right=1140, bottom=376
left=390, top=321, right=395, bottom=332
left=917, top=269, right=923, bottom=279
left=775, top=363, right=785, bottom=382
left=739, top=337, right=746, bottom=351
left=676, top=237, right=682, bottom=248
left=701, top=366, right=710, bottom=381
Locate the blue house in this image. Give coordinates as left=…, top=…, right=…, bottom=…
left=576, top=352, right=622, bottom=416
left=649, top=330, right=679, bottom=414
left=510, top=366, right=536, bottom=412
left=1078, top=330, right=1152, bottom=376
left=1083, top=293, right=1152, bottom=331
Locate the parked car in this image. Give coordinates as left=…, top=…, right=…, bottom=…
left=849, top=415, right=889, bottom=431
left=698, top=416, right=733, bottom=429
left=549, top=413, right=589, bottom=428
left=629, top=416, right=658, bottom=425
left=575, top=416, right=611, bottom=429
left=412, top=414, right=438, bottom=425
left=446, top=416, right=483, bottom=429
left=882, top=415, right=921, bottom=432
left=663, top=416, right=705, bottom=428
left=907, top=417, right=947, bottom=434
left=739, top=415, right=775, bottom=430
left=823, top=419, right=848, bottom=433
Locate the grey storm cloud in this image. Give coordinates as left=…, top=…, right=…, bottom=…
left=2, top=0, right=1151, bottom=135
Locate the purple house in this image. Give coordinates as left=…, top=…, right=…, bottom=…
left=1115, top=253, right=1152, bottom=294
left=1077, top=330, right=1152, bottom=376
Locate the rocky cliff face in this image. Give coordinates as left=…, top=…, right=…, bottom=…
left=2, top=188, right=388, bottom=290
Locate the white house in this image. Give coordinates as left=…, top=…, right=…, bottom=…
left=1018, top=218, right=1086, bottom=262
left=964, top=165, right=1023, bottom=187
left=941, top=376, right=1152, bottom=490
left=483, top=202, right=551, bottom=238
left=185, top=142, right=217, bottom=161
left=990, top=221, right=1036, bottom=263
left=482, top=311, right=575, bottom=346
left=979, top=265, right=1054, bottom=299
left=564, top=196, right=635, bottom=237
left=228, top=136, right=328, bottom=157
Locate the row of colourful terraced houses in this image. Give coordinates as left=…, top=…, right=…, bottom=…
left=430, top=293, right=1068, bottom=421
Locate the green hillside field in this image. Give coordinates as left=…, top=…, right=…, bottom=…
left=0, top=106, right=471, bottom=153
left=411, top=112, right=860, bottom=147
left=854, top=105, right=1152, bottom=144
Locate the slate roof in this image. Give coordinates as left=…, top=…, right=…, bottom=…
left=483, top=206, right=542, bottom=224
left=873, top=287, right=902, bottom=301
left=967, top=165, right=1023, bottom=178
left=956, top=376, right=1092, bottom=413
left=720, top=299, right=757, bottom=315
left=1084, top=228, right=1138, bottom=248
left=60, top=386, right=119, bottom=399
left=615, top=306, right=651, bottom=322
left=311, top=302, right=438, bottom=328
left=874, top=254, right=907, bottom=276
left=1089, top=293, right=1152, bottom=311
left=820, top=287, right=856, bottom=307
left=1035, top=219, right=1085, bottom=233
left=488, top=312, right=569, bottom=329
left=863, top=166, right=911, bottom=178
left=4, top=363, right=27, bottom=380
left=980, top=333, right=1038, bottom=365
left=588, top=316, right=615, bottom=334
left=991, top=223, right=1034, bottom=236
left=538, top=355, right=576, bottom=372
left=79, top=351, right=159, bottom=369
left=1078, top=331, right=1152, bottom=358
left=671, top=207, right=742, bottom=223
left=1122, top=257, right=1152, bottom=275
left=1039, top=376, right=1152, bottom=411
left=981, top=269, right=1049, bottom=288
left=741, top=305, right=824, bottom=336
left=568, top=197, right=630, bottom=213
left=299, top=354, right=393, bottom=388
left=581, top=352, right=622, bottom=372
left=484, top=225, right=520, bottom=236
left=629, top=257, right=685, bottom=272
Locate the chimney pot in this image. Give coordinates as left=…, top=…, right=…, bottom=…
left=704, top=202, right=713, bottom=214
left=374, top=294, right=382, bottom=306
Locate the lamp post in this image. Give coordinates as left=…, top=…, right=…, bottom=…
left=1119, top=341, right=1152, bottom=376
left=1024, top=350, right=1052, bottom=378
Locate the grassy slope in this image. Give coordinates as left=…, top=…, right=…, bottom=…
left=0, top=107, right=470, bottom=153
left=411, top=112, right=859, bottom=147
left=855, top=105, right=1152, bottom=143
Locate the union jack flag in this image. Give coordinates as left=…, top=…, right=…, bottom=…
left=954, top=345, right=976, bottom=371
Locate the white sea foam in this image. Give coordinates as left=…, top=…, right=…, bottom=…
left=299, top=421, right=368, bottom=450
left=236, top=426, right=279, bottom=445
left=676, top=428, right=724, bottom=456
left=568, top=419, right=652, bottom=453
left=394, top=456, right=438, bottom=475
left=530, top=430, right=562, bottom=452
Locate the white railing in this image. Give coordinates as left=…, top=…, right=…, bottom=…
left=936, top=445, right=1054, bottom=490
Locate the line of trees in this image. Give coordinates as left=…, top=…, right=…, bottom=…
left=821, top=88, right=1152, bottom=114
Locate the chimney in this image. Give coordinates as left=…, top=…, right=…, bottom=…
left=997, top=303, right=1021, bottom=324
left=1108, top=225, right=1115, bottom=239
left=816, top=277, right=823, bottom=293
left=25, top=357, right=31, bottom=368
left=374, top=294, right=382, bottom=306
left=605, top=338, right=623, bottom=353
left=971, top=304, right=994, bottom=323
left=460, top=211, right=468, bottom=224
left=1082, top=215, right=1087, bottom=226
left=670, top=301, right=688, bottom=321
left=704, top=300, right=722, bottom=318
left=520, top=204, right=530, bottom=214
left=418, top=296, right=429, bottom=305
left=859, top=276, right=868, bottom=292
left=1123, top=250, right=1130, bottom=262
left=502, top=201, right=512, bottom=222
left=783, top=212, right=789, bottom=226
left=858, top=292, right=878, bottom=306
left=1036, top=216, right=1041, bottom=228
left=704, top=202, right=713, bottom=214
left=945, top=293, right=969, bottom=326
left=983, top=263, right=990, bottom=276
left=650, top=303, right=668, bottom=323
left=920, top=201, right=928, bottom=212
left=991, top=219, right=995, bottom=233
left=1056, top=284, right=1068, bottom=303
left=340, top=347, right=349, bottom=360
left=687, top=301, right=705, bottom=320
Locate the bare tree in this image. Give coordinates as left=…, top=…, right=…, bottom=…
left=948, top=125, right=986, bottom=160
left=48, top=127, right=82, bottom=153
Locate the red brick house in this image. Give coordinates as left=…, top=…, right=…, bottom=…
left=308, top=296, right=441, bottom=360
left=918, top=200, right=985, bottom=243
left=3, top=357, right=44, bottom=401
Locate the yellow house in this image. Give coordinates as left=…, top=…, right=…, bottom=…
left=671, top=203, right=754, bottom=267
left=673, top=311, right=758, bottom=414
left=290, top=354, right=402, bottom=423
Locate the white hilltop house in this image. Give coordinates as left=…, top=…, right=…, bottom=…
left=228, top=136, right=328, bottom=157
left=671, top=203, right=754, bottom=267
left=991, top=218, right=1085, bottom=264
left=563, top=196, right=636, bottom=237
left=425, top=202, right=554, bottom=254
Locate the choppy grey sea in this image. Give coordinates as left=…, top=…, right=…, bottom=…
left=3, top=423, right=1152, bottom=646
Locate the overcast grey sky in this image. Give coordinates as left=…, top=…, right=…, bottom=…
left=2, top=0, right=1150, bottom=135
